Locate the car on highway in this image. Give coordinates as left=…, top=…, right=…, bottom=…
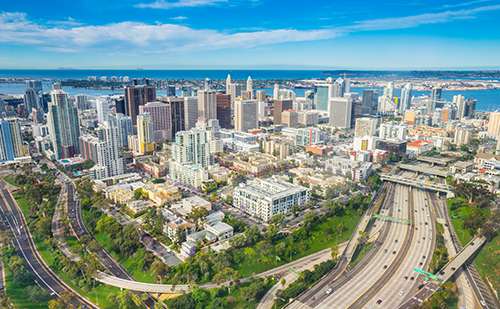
left=425, top=222, right=428, bottom=225
left=116, top=272, right=120, bottom=276
left=471, top=242, right=475, bottom=246
left=24, top=237, right=27, bottom=241
left=419, top=222, right=422, bottom=225
left=326, top=288, right=333, bottom=294
left=159, top=253, right=163, bottom=257
left=395, top=239, right=398, bottom=243
left=440, top=271, right=445, bottom=275
left=423, top=237, right=426, bottom=240
left=399, top=291, right=404, bottom=296
left=419, top=262, right=423, bottom=266
left=410, top=277, right=415, bottom=280
left=422, top=255, right=426, bottom=259
left=417, top=240, right=420, bottom=243
left=415, top=210, right=417, bottom=212
left=480, top=300, right=486, bottom=306
left=376, top=299, right=382, bottom=304
left=478, top=235, right=482, bottom=238
left=383, top=265, right=387, bottom=269
left=404, top=276, right=408, bottom=280
left=415, top=227, right=418, bottom=230
left=393, top=251, right=396, bottom=254
left=451, top=267, right=456, bottom=271
left=383, top=249, right=387, bottom=253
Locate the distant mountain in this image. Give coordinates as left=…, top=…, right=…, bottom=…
left=320, top=70, right=500, bottom=79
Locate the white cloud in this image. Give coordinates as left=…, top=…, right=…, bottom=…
left=136, top=0, right=227, bottom=9
left=171, top=16, right=188, bottom=20
left=1, top=5, right=499, bottom=55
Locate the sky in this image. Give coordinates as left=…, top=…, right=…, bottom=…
left=1, top=0, right=500, bottom=70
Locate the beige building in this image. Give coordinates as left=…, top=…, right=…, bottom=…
left=354, top=117, right=377, bottom=137
left=235, top=99, right=258, bottom=133
left=282, top=110, right=298, bottom=128
left=220, top=151, right=287, bottom=177
left=207, top=165, right=230, bottom=182
left=263, top=139, right=290, bottom=160
left=256, top=90, right=266, bottom=102
left=488, top=112, right=500, bottom=136
left=454, top=126, right=473, bottom=146
left=141, top=182, right=182, bottom=206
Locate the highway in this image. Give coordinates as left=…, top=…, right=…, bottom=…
left=365, top=189, right=435, bottom=308
left=0, top=180, right=98, bottom=309
left=65, top=181, right=157, bottom=309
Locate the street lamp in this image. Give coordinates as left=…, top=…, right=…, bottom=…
left=290, top=251, right=296, bottom=262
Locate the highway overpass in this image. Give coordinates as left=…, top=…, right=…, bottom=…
left=398, top=163, right=450, bottom=177
left=380, top=173, right=454, bottom=197
left=415, top=156, right=452, bottom=166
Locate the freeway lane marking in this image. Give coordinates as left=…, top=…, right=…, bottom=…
left=2, top=188, right=97, bottom=309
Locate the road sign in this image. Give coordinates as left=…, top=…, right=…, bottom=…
left=372, top=213, right=412, bottom=225
left=414, top=268, right=438, bottom=280
left=414, top=267, right=426, bottom=275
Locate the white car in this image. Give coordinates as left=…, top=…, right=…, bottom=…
left=399, top=291, right=404, bottom=296
left=326, top=288, right=333, bottom=294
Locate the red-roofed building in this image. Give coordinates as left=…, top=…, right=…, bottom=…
left=406, top=140, right=433, bottom=155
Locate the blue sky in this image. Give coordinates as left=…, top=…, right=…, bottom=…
left=1, top=0, right=499, bottom=69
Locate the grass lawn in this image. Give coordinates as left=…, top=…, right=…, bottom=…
left=3, top=175, right=22, bottom=188
left=2, top=248, right=48, bottom=309
left=13, top=193, right=29, bottom=218
left=474, top=234, right=500, bottom=298
left=447, top=199, right=489, bottom=246
left=349, top=243, right=372, bottom=268
left=93, top=230, right=158, bottom=283
left=232, top=208, right=361, bottom=278
left=33, top=236, right=137, bottom=309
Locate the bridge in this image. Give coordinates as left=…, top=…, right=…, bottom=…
left=380, top=174, right=454, bottom=197
left=398, top=163, right=450, bottom=177
left=96, top=272, right=192, bottom=293
left=415, top=156, right=452, bottom=166
left=398, top=234, right=490, bottom=309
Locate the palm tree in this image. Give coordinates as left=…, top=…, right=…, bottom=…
left=281, top=278, right=286, bottom=291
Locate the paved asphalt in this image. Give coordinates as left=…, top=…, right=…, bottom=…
left=0, top=180, right=98, bottom=309
left=65, top=181, right=157, bottom=309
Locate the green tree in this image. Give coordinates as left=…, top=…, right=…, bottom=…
left=266, top=224, right=279, bottom=242
left=188, top=207, right=209, bottom=232
left=212, top=268, right=241, bottom=293
left=245, top=226, right=261, bottom=245
left=134, top=188, right=143, bottom=200
left=49, top=291, right=79, bottom=309
left=88, top=240, right=102, bottom=253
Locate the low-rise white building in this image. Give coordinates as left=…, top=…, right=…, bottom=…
left=205, top=221, right=233, bottom=240
left=168, top=161, right=209, bottom=187
left=353, top=162, right=373, bottom=181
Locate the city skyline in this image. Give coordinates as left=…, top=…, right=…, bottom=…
left=1, top=0, right=499, bottom=69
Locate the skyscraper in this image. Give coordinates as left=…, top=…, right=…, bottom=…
left=226, top=74, right=232, bottom=93
left=247, top=76, right=253, bottom=99
left=0, top=97, right=5, bottom=118
left=25, top=80, right=43, bottom=92
left=96, top=98, right=110, bottom=125
left=257, top=90, right=266, bottom=102
left=0, top=120, right=15, bottom=161
left=197, top=90, right=217, bottom=121
left=228, top=83, right=243, bottom=105
left=167, top=85, right=176, bottom=97
left=24, top=88, right=40, bottom=110
left=184, top=96, right=198, bottom=130
left=161, top=97, right=185, bottom=137
left=400, top=83, right=413, bottom=113
left=172, top=123, right=214, bottom=167
left=137, top=113, right=155, bottom=154
left=383, top=82, right=394, bottom=98
left=466, top=99, right=477, bottom=118
left=429, top=87, right=442, bottom=113
left=235, top=99, right=258, bottom=133
left=273, top=99, right=293, bottom=125
left=329, top=97, right=352, bottom=128
left=181, top=85, right=192, bottom=97
left=79, top=123, right=126, bottom=180
left=107, top=113, right=133, bottom=147
left=273, top=84, right=279, bottom=100
left=6, top=118, right=24, bottom=158
left=47, top=89, right=80, bottom=159
left=453, top=94, right=466, bottom=120
left=216, top=94, right=231, bottom=129
left=139, top=102, right=172, bottom=142
left=124, top=85, right=156, bottom=125
left=204, top=78, right=212, bottom=90
left=75, top=94, right=89, bottom=110
left=361, top=89, right=379, bottom=114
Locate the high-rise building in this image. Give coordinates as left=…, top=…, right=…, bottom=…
left=429, top=87, right=442, bottom=113
left=379, top=123, right=407, bottom=140
left=296, top=127, right=326, bottom=146
left=75, top=94, right=89, bottom=110
left=0, top=97, right=6, bottom=118
left=273, top=99, right=293, bottom=125
left=355, top=118, right=377, bottom=137
left=24, top=88, right=40, bottom=110
left=79, top=123, right=126, bottom=180
left=383, top=82, right=394, bottom=98
left=25, top=80, right=43, bottom=92
left=184, top=96, right=198, bottom=130
left=235, top=99, right=258, bottom=133
left=488, top=112, right=500, bottom=136
left=161, top=97, right=185, bottom=137
left=282, top=110, right=298, bottom=128
left=246, top=76, right=253, bottom=99
left=314, top=78, right=335, bottom=111
left=47, top=89, right=80, bottom=159
left=6, top=118, right=24, bottom=158
left=454, top=126, right=473, bottom=146
left=107, top=113, right=133, bottom=147
left=329, top=97, right=352, bottom=128
left=465, top=99, right=477, bottom=118
left=32, top=108, right=44, bottom=125
left=124, top=85, right=156, bottom=125
left=257, top=90, right=266, bottom=102
left=137, top=113, right=155, bottom=154
left=273, top=84, right=279, bottom=100
left=0, top=120, right=15, bottom=161
left=204, top=78, right=212, bottom=91
left=172, top=122, right=214, bottom=168
left=181, top=85, right=192, bottom=97
left=226, top=74, right=232, bottom=93
left=139, top=102, right=172, bottom=142
left=361, top=89, right=379, bottom=114
left=96, top=98, right=109, bottom=125
left=453, top=94, right=466, bottom=120
left=167, top=85, right=176, bottom=97
left=228, top=83, right=243, bottom=105
left=400, top=83, right=413, bottom=113
left=216, top=94, right=231, bottom=129
left=197, top=90, right=217, bottom=122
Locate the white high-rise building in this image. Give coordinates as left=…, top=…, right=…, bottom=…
left=226, top=74, right=232, bottom=93
left=107, top=113, right=133, bottom=147
left=96, top=98, right=110, bottom=125
left=453, top=94, right=466, bottom=120
left=273, top=84, right=279, bottom=100
left=75, top=94, right=89, bottom=110
left=383, top=82, right=394, bottom=98
left=197, top=90, right=217, bottom=122
left=247, top=76, right=253, bottom=99
left=24, top=88, right=40, bottom=110
left=228, top=83, right=243, bottom=104
left=400, top=83, right=413, bottom=113
left=329, top=97, right=352, bottom=128
left=184, top=96, right=199, bottom=130
left=379, top=123, right=407, bottom=140
left=355, top=118, right=377, bottom=137
left=235, top=99, right=258, bottom=133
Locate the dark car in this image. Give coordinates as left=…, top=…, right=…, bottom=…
left=451, top=267, right=456, bottom=271
left=383, top=265, right=388, bottom=269
left=410, top=277, right=415, bottom=280
left=376, top=300, right=382, bottom=304
left=393, top=251, right=396, bottom=254
left=404, top=276, right=408, bottom=280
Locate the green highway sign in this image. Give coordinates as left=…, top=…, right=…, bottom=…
left=414, top=267, right=438, bottom=280
left=414, top=267, right=426, bottom=275
left=372, top=213, right=412, bottom=225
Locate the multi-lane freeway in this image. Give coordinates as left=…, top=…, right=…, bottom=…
left=0, top=180, right=98, bottom=309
